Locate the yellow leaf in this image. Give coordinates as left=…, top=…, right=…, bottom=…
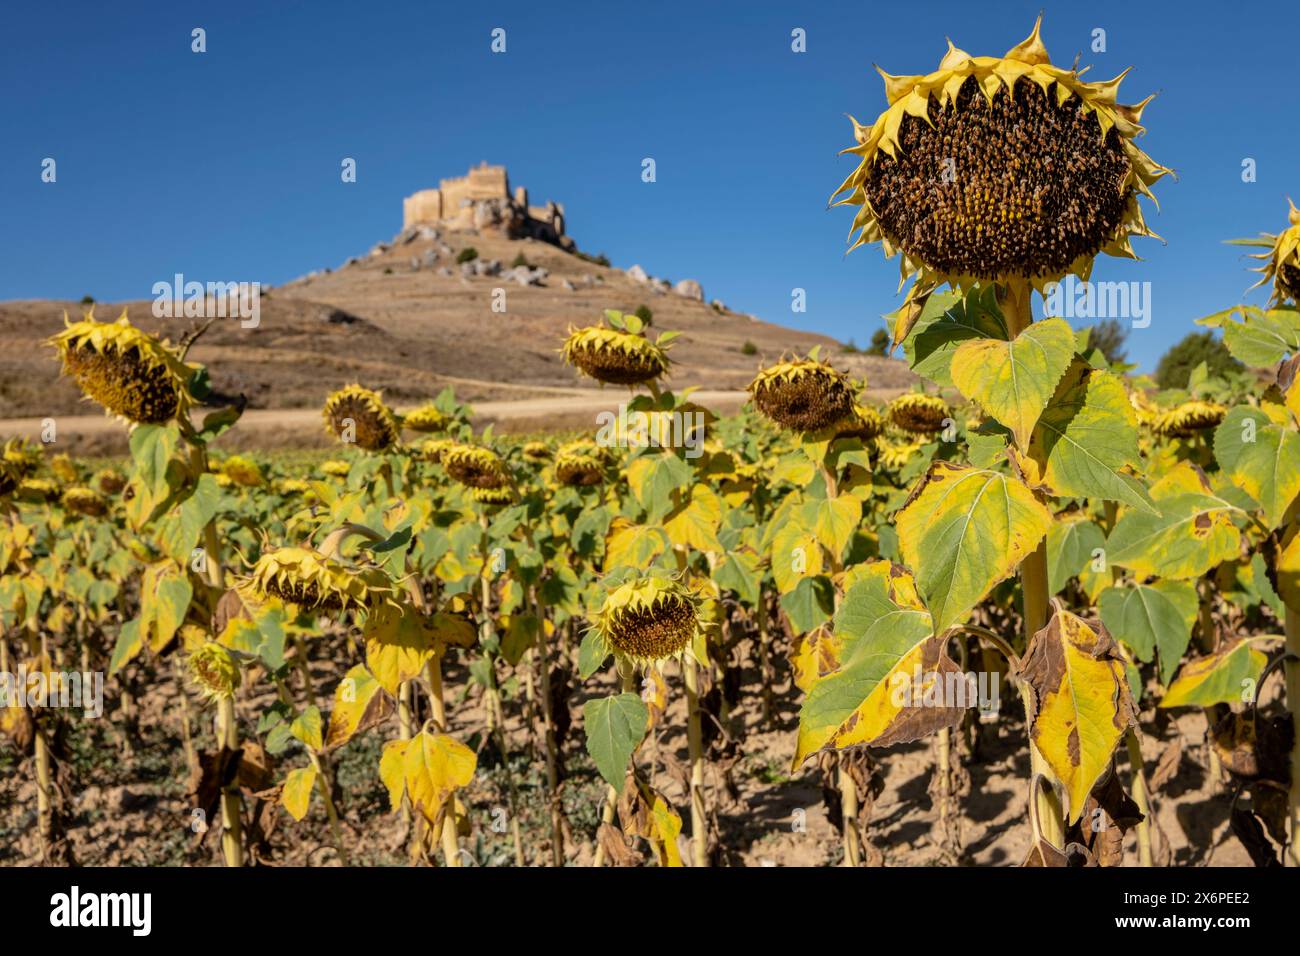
left=769, top=523, right=823, bottom=595
left=1017, top=609, right=1134, bottom=823
left=663, top=484, right=724, bottom=553
left=400, top=731, right=477, bottom=826
left=280, top=766, right=317, bottom=822
left=363, top=604, right=435, bottom=695
left=327, top=665, right=390, bottom=750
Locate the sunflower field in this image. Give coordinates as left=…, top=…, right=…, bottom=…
left=2, top=18, right=1299, bottom=870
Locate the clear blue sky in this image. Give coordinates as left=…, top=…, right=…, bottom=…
left=3, top=0, right=1297, bottom=372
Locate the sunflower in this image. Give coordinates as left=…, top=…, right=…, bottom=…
left=94, top=468, right=127, bottom=495
left=50, top=310, right=197, bottom=424
left=590, top=573, right=704, bottom=669
left=553, top=440, right=608, bottom=487
left=418, top=438, right=454, bottom=464
left=49, top=454, right=79, bottom=484
left=320, top=459, right=352, bottom=478
left=2, top=440, right=41, bottom=478
left=832, top=16, right=1168, bottom=298
left=471, top=485, right=516, bottom=507
left=61, top=486, right=108, bottom=518
left=275, top=478, right=312, bottom=496
left=1151, top=400, right=1227, bottom=438
left=240, top=546, right=395, bottom=614
left=521, top=441, right=552, bottom=462
left=322, top=384, right=400, bottom=452
left=748, top=358, right=856, bottom=432
left=187, top=642, right=241, bottom=701
left=0, top=459, right=20, bottom=499
left=401, top=403, right=448, bottom=434
left=561, top=324, right=670, bottom=386
left=19, top=478, right=59, bottom=503
left=837, top=403, right=886, bottom=441
left=219, top=454, right=264, bottom=487
left=1237, top=199, right=1300, bottom=306
left=442, top=444, right=510, bottom=490
left=876, top=438, right=925, bottom=470
left=887, top=393, right=951, bottom=434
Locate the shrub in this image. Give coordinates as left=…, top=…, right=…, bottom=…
left=1155, top=331, right=1243, bottom=389
left=741, top=341, right=758, bottom=356
left=456, top=248, right=479, bottom=265
left=634, top=305, right=653, bottom=326
left=511, top=253, right=531, bottom=269
left=80, top=295, right=94, bottom=305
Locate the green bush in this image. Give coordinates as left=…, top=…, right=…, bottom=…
left=456, top=247, right=479, bottom=265
left=1155, top=331, right=1243, bottom=389
left=634, top=304, right=653, bottom=326
left=80, top=295, right=94, bottom=305
left=741, top=341, right=758, bottom=356
left=511, top=253, right=531, bottom=269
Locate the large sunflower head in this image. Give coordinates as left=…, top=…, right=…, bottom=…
left=561, top=323, right=671, bottom=386
left=1151, top=400, right=1226, bottom=438
left=591, top=573, right=704, bottom=669
left=443, top=444, right=511, bottom=489
left=553, top=440, right=608, bottom=487
left=401, top=403, right=449, bottom=434
left=1241, top=199, right=1300, bottom=306
left=19, top=478, right=60, bottom=503
left=888, top=393, right=951, bottom=434
left=188, top=641, right=241, bottom=701
left=748, top=357, right=856, bottom=432
left=239, top=545, right=395, bottom=614
left=61, top=486, right=109, bottom=518
left=833, top=17, right=1169, bottom=295
left=322, top=384, right=400, bottom=452
left=50, top=310, right=197, bottom=424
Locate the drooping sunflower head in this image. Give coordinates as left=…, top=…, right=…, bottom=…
left=1242, top=199, right=1300, bottom=306
left=591, top=573, right=703, bottom=669
left=521, top=441, right=552, bottom=462
left=239, top=545, right=395, bottom=615
left=443, top=444, right=511, bottom=490
left=875, top=437, right=925, bottom=470
left=19, top=478, right=60, bottom=503
left=275, top=478, right=312, bottom=497
left=418, top=438, right=454, bottom=464
left=553, top=440, right=608, bottom=487
left=3, top=440, right=42, bottom=479
left=837, top=403, right=887, bottom=441
left=188, top=641, right=241, bottom=701
left=888, top=393, right=951, bottom=434
left=49, top=454, right=79, bottom=485
left=561, top=324, right=671, bottom=386
left=320, top=459, right=352, bottom=478
left=748, top=357, right=856, bottom=432
left=401, top=403, right=449, bottom=434
left=322, top=384, right=400, bottom=452
left=50, top=310, right=197, bottom=424
left=219, top=454, right=264, bottom=488
left=833, top=17, right=1169, bottom=295
left=471, top=484, right=517, bottom=507
left=94, top=468, right=128, bottom=495
left=1151, top=400, right=1226, bottom=438
left=61, top=486, right=108, bottom=518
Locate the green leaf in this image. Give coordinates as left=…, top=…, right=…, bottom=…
left=583, top=693, right=648, bottom=788
left=108, top=618, right=143, bottom=676
left=290, top=706, right=324, bottom=752
left=903, top=288, right=1004, bottom=386
left=1213, top=406, right=1300, bottom=530
left=779, top=575, right=834, bottom=633
left=1221, top=309, right=1300, bottom=367
left=1028, top=362, right=1155, bottom=513
left=578, top=628, right=610, bottom=679
left=1046, top=517, right=1105, bottom=595
left=1098, top=581, right=1196, bottom=684
left=1106, top=492, right=1241, bottom=581
left=801, top=494, right=861, bottom=564
left=950, top=317, right=1076, bottom=449
left=896, top=462, right=1052, bottom=633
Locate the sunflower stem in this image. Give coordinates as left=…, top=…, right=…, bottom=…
left=215, top=696, right=244, bottom=867
left=1125, top=728, right=1154, bottom=867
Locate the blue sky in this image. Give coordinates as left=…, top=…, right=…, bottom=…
left=2, top=0, right=1297, bottom=371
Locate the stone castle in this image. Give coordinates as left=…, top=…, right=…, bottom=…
left=402, top=162, right=573, bottom=250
